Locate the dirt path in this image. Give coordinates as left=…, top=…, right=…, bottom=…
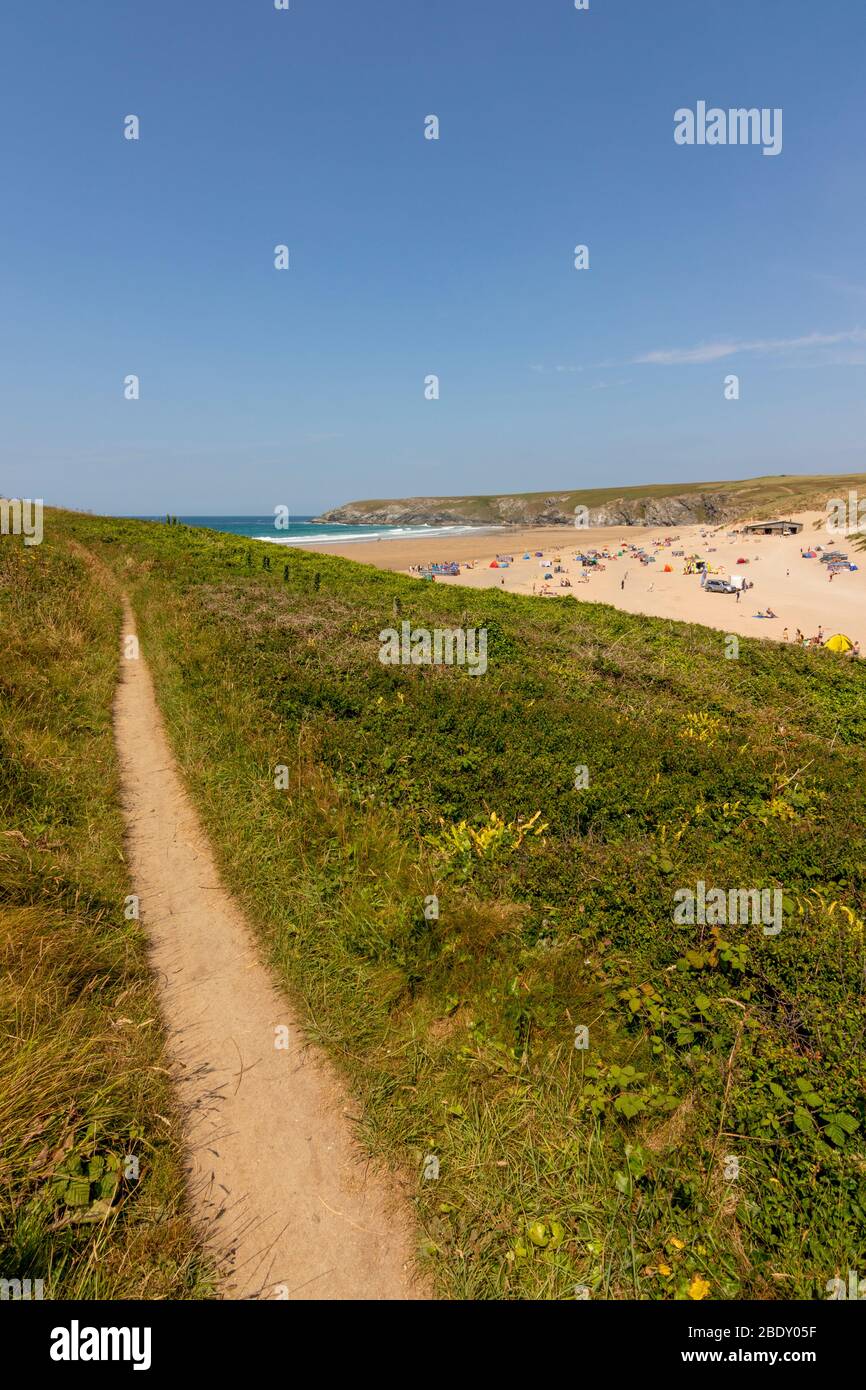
left=114, top=602, right=425, bottom=1300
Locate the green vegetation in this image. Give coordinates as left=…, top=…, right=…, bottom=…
left=12, top=510, right=865, bottom=1302
left=0, top=532, right=213, bottom=1298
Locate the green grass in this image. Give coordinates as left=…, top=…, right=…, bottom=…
left=0, top=532, right=214, bottom=1299
left=55, top=511, right=866, bottom=1300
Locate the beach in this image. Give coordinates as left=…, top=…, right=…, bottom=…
left=293, top=511, right=865, bottom=651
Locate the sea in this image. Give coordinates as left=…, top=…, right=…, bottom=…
left=136, top=516, right=498, bottom=546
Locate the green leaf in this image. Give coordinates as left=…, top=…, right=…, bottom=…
left=824, top=1124, right=847, bottom=1147
left=64, top=1177, right=93, bottom=1207
left=793, top=1109, right=813, bottom=1135
left=614, top=1094, right=647, bottom=1120
left=547, top=1220, right=565, bottom=1250
left=831, top=1113, right=859, bottom=1135
left=97, top=1173, right=118, bottom=1202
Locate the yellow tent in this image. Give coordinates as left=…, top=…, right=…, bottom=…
left=824, top=632, right=854, bottom=653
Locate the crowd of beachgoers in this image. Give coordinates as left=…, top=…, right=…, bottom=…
left=392, top=519, right=864, bottom=658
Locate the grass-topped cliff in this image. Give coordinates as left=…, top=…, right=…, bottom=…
left=314, top=471, right=866, bottom=529
left=53, top=509, right=866, bottom=1301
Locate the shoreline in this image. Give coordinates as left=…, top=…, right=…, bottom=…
left=290, top=512, right=865, bottom=653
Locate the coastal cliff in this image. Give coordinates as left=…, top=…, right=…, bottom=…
left=314, top=474, right=862, bottom=529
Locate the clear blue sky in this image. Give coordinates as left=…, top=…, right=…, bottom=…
left=2, top=0, right=865, bottom=514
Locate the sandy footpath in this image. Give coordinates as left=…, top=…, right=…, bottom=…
left=293, top=512, right=865, bottom=651
left=114, top=602, right=426, bottom=1300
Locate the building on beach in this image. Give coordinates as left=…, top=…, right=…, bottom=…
left=742, top=520, right=803, bottom=536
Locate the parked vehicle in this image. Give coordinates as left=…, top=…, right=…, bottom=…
left=704, top=577, right=736, bottom=593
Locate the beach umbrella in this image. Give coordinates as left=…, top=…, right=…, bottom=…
left=824, top=633, right=854, bottom=653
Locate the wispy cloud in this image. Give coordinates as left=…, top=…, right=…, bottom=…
left=634, top=328, right=866, bottom=366
left=529, top=363, right=585, bottom=374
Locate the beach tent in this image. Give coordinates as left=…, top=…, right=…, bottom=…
left=824, top=633, right=854, bottom=653
left=489, top=560, right=499, bottom=568
left=663, top=564, right=673, bottom=572
left=523, top=553, right=531, bottom=560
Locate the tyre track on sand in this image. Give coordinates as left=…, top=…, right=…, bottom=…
left=114, top=602, right=426, bottom=1300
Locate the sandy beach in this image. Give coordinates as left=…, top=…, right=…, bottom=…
left=294, top=512, right=865, bottom=652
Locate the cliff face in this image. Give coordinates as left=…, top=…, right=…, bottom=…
left=315, top=490, right=742, bottom=529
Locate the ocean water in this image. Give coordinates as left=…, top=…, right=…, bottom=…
left=137, top=516, right=499, bottom=546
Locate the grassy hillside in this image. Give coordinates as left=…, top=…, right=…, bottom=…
left=65, top=512, right=866, bottom=1300
left=316, top=471, right=866, bottom=527
left=0, top=530, right=213, bottom=1298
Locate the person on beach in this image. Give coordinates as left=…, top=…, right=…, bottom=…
left=783, top=627, right=789, bottom=641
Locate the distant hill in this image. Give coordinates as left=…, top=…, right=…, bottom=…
left=315, top=472, right=866, bottom=529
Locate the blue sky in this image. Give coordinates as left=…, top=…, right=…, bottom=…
left=2, top=0, right=865, bottom=514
